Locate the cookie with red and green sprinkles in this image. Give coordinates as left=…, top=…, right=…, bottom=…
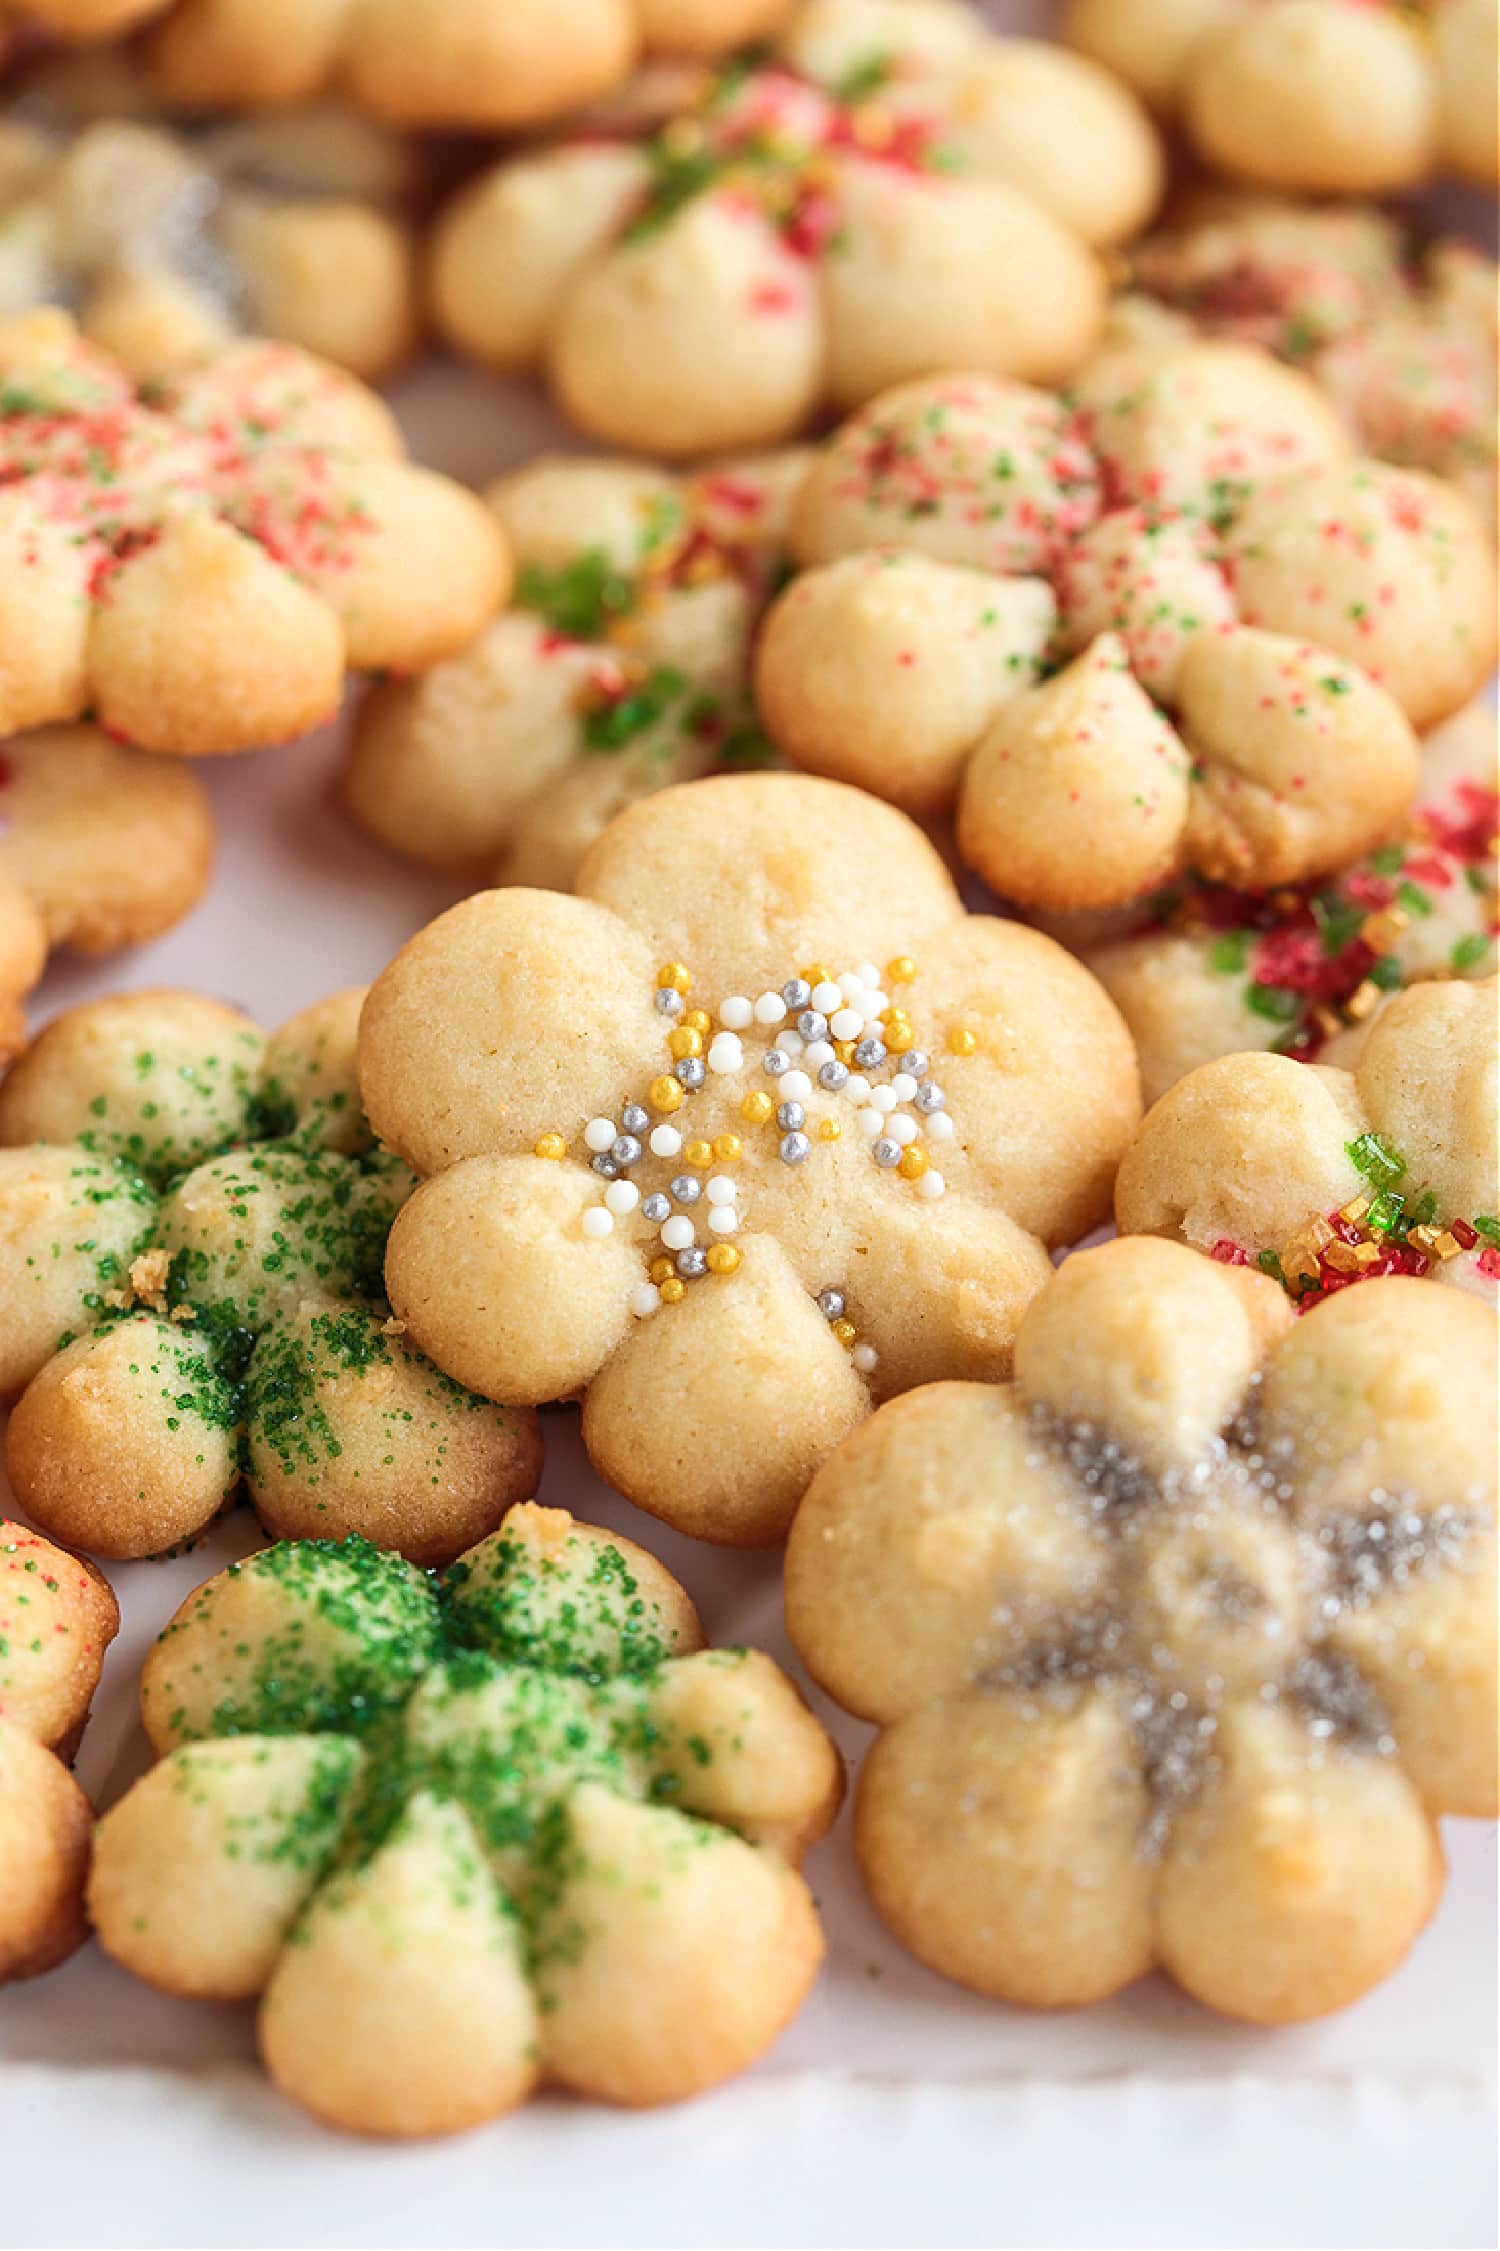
left=89, top=1501, right=839, bottom=2137
left=1066, top=696, right=1498, bottom=1102
left=0, top=985, right=542, bottom=1566
left=341, top=445, right=805, bottom=894
left=0, top=308, right=508, bottom=756
left=0, top=1520, right=119, bottom=1985
left=429, top=6, right=1164, bottom=455
left=1116, top=974, right=1500, bottom=1309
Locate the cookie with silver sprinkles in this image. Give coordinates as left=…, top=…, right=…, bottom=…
left=786, top=1235, right=1497, bottom=2020
left=89, top=1502, right=839, bottom=2136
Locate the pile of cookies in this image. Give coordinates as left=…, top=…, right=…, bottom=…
left=0, top=0, right=1493, bottom=2150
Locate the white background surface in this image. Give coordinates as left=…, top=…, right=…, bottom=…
left=3, top=2, right=1497, bottom=2240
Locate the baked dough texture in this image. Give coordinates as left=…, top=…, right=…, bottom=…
left=1059, top=697, right=1497, bottom=1103
left=786, top=1235, right=1498, bottom=2020
left=342, top=447, right=807, bottom=893
left=429, top=4, right=1164, bottom=453
left=1115, top=975, right=1500, bottom=1308
left=0, top=724, right=214, bottom=1064
left=1119, top=192, right=1498, bottom=539
left=358, top=771, right=1141, bottom=1545
left=89, top=1503, right=840, bottom=2136
left=755, top=360, right=1493, bottom=911
left=1066, top=0, right=1496, bottom=192
left=0, top=54, right=420, bottom=382
left=0, top=0, right=165, bottom=38
left=0, top=1520, right=118, bottom=1984
left=144, top=0, right=796, bottom=126
left=0, top=308, right=508, bottom=756
left=0, top=987, right=542, bottom=1564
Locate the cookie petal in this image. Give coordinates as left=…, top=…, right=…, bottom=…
left=643, top=1647, right=843, bottom=1855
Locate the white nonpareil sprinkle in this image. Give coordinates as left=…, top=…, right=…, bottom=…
left=583, top=1117, right=616, bottom=1153
left=927, top=1111, right=955, bottom=1143
left=649, top=1124, right=682, bottom=1158
left=719, top=995, right=753, bottom=1030
left=811, top=981, right=842, bottom=1014
left=851, top=1342, right=878, bottom=1374
left=857, top=1108, right=883, bottom=1138
left=630, top=1283, right=661, bottom=1318
left=870, top=1085, right=898, bottom=1114
left=830, top=1008, right=863, bottom=1041
left=916, top=1170, right=946, bottom=1199
left=708, top=1206, right=739, bottom=1235
left=604, top=1180, right=640, bottom=1215
left=887, top=1115, right=918, bottom=1146
left=844, top=1074, right=871, bottom=1105
left=754, top=991, right=785, bottom=1025
left=581, top=1207, right=614, bottom=1238
left=803, top=1040, right=835, bottom=1069
left=661, top=1215, right=696, bottom=1252
left=706, top=1175, right=737, bottom=1206
left=891, top=1073, right=918, bottom=1102
left=856, top=962, right=881, bottom=988
left=780, top=1070, right=812, bottom=1100
left=707, top=1033, right=743, bottom=1074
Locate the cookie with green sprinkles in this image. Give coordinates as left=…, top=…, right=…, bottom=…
left=341, top=446, right=805, bottom=894
left=0, top=1519, right=119, bottom=1984
left=89, top=1501, right=840, bottom=2137
left=0, top=985, right=542, bottom=1565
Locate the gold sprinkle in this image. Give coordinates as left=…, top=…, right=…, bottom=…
left=684, top=1139, right=713, bottom=1168
left=706, top=1244, right=741, bottom=1274
left=832, top=1318, right=858, bottom=1346
left=898, top=1145, right=928, bottom=1180
left=741, top=1090, right=774, bottom=1125
left=1338, top=1195, right=1371, bottom=1224
left=833, top=1039, right=856, bottom=1064
left=533, top=1133, right=567, bottom=1161
left=659, top=1277, right=687, bottom=1304
left=1407, top=1224, right=1441, bottom=1255
left=712, top=1134, right=742, bottom=1163
left=801, top=963, right=831, bottom=988
left=657, top=961, right=692, bottom=993
left=948, top=1027, right=978, bottom=1056
left=683, top=1009, right=711, bottom=1036
left=668, top=1026, right=703, bottom=1061
left=1322, top=1242, right=1363, bottom=1274
left=886, top=956, right=916, bottom=984
left=649, top=1256, right=675, bottom=1284
left=1433, top=1230, right=1464, bottom=1260
left=817, top=1117, right=841, bottom=1142
left=649, top=1075, right=684, bottom=1113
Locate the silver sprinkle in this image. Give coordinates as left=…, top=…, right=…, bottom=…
left=670, top=1174, right=702, bottom=1205
left=763, top=1048, right=790, bottom=1077
left=914, top=1082, right=945, bottom=1113
left=872, top=1137, right=902, bottom=1167
left=655, top=987, right=684, bottom=1017
left=675, top=1057, right=706, bottom=1089
left=818, top=1289, right=846, bottom=1320
left=780, top=1131, right=811, bottom=1165
left=621, top=1103, right=649, bottom=1135
left=854, top=1037, right=887, bottom=1069
left=899, top=1050, right=929, bottom=1079
left=641, top=1193, right=671, bottom=1223
left=819, top=1059, right=849, bottom=1091
left=777, top=1100, right=806, bottom=1131
left=797, top=1009, right=828, bottom=1042
left=610, top=1134, right=643, bottom=1167
left=676, top=1247, right=708, bottom=1279
left=590, top=1154, right=619, bottom=1178
left=782, top=978, right=812, bottom=1010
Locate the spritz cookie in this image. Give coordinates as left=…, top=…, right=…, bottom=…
left=1066, top=0, right=1496, bottom=192
left=0, top=310, right=507, bottom=756
left=429, top=3, right=1164, bottom=454
left=0, top=1521, right=119, bottom=1984
left=0, top=725, right=213, bottom=1063
left=146, top=0, right=797, bottom=127
left=90, top=1504, right=840, bottom=2136
left=0, top=987, right=542, bottom=1564
left=342, top=448, right=805, bottom=893
left=359, top=772, right=1142, bottom=1545
left=787, top=1236, right=1497, bottom=2019
left=1069, top=697, right=1497, bottom=1102
left=0, top=52, right=420, bottom=381
left=1115, top=975, right=1499, bottom=1306
left=755, top=362, right=1488, bottom=911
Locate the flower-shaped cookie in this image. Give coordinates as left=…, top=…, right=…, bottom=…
left=342, top=447, right=804, bottom=894
left=757, top=359, right=1499, bottom=911
left=1, top=1521, right=119, bottom=1984
left=0, top=724, right=213, bottom=1063
left=90, top=1503, right=840, bottom=2137
left=144, top=0, right=797, bottom=126
left=429, top=2, right=1165, bottom=455
left=0, top=986, right=542, bottom=1564
left=1116, top=974, right=1499, bottom=1307
left=1065, top=0, right=1495, bottom=192
left=786, top=1235, right=1498, bottom=2020
left=1119, top=192, right=1499, bottom=538
left=0, top=52, right=421, bottom=381
left=0, top=308, right=507, bottom=756
left=1069, top=697, right=1497, bottom=1102
left=359, top=772, right=1141, bottom=1544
